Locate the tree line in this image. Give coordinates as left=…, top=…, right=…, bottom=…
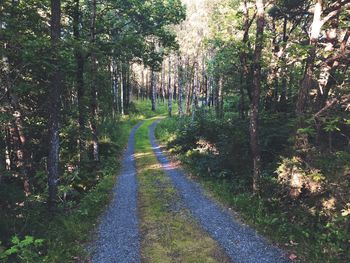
left=0, top=0, right=185, bottom=209
left=151, top=1, right=349, bottom=260
left=147, top=0, right=350, bottom=193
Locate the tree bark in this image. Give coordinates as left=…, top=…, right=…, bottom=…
left=141, top=69, right=145, bottom=100
left=161, top=62, right=166, bottom=103
left=215, top=76, right=223, bottom=118
left=178, top=56, right=184, bottom=116
left=48, top=0, right=61, bottom=208
left=111, top=58, right=119, bottom=114
left=151, top=69, right=156, bottom=111
left=279, top=17, right=288, bottom=110
left=120, top=63, right=125, bottom=115
left=168, top=57, right=173, bottom=117
left=89, top=0, right=99, bottom=161
left=296, top=0, right=322, bottom=115
left=126, top=63, right=131, bottom=109
left=185, top=58, right=192, bottom=114
left=4, top=127, right=11, bottom=172
left=191, top=62, right=198, bottom=120
left=73, top=0, right=86, bottom=162
left=250, top=0, right=264, bottom=193
left=316, top=28, right=349, bottom=110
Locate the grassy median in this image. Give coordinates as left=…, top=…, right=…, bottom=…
left=135, top=119, right=230, bottom=263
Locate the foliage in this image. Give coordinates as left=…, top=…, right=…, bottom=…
left=0, top=236, right=44, bottom=262
left=0, top=114, right=143, bottom=262
left=156, top=110, right=350, bottom=262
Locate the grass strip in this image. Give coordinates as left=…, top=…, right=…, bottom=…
left=135, top=119, right=231, bottom=263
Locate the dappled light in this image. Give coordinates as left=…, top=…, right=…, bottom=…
left=1, top=0, right=349, bottom=262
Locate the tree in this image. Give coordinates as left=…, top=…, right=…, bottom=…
left=89, top=0, right=99, bottom=162
left=250, top=0, right=264, bottom=193
left=73, top=0, right=86, bottom=162
left=296, top=0, right=350, bottom=115
left=178, top=55, right=184, bottom=116
left=151, top=69, right=156, bottom=111
left=47, top=0, right=61, bottom=208
left=168, top=57, right=173, bottom=117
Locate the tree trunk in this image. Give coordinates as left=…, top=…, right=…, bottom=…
left=270, top=16, right=279, bottom=110
left=185, top=58, right=192, bottom=114
left=173, top=66, right=177, bottom=102
left=48, top=0, right=61, bottom=208
left=141, top=69, right=144, bottom=101
left=239, top=73, right=245, bottom=119
left=296, top=0, right=322, bottom=115
left=1, top=1, right=31, bottom=195
left=90, top=0, right=99, bottom=161
left=146, top=70, right=150, bottom=100
left=73, top=0, right=86, bottom=162
left=294, top=0, right=323, bottom=155
left=4, top=127, right=11, bottom=172
left=215, top=76, right=223, bottom=118
left=126, top=63, right=131, bottom=109
left=192, top=62, right=198, bottom=120
left=219, top=78, right=223, bottom=116
left=178, top=56, right=184, bottom=116
left=120, top=64, right=125, bottom=115
left=151, top=69, right=156, bottom=111
left=161, top=63, right=165, bottom=103
left=168, top=58, right=173, bottom=117
left=111, top=58, right=119, bottom=114
left=316, top=28, right=349, bottom=110
left=279, top=17, right=288, bottom=110
left=250, top=0, right=264, bottom=193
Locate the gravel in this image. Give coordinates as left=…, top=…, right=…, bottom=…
left=92, top=122, right=143, bottom=263
left=149, top=120, right=290, bottom=263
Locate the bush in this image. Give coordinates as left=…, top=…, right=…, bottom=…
left=156, top=108, right=350, bottom=262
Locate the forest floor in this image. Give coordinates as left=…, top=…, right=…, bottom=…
left=91, top=118, right=291, bottom=263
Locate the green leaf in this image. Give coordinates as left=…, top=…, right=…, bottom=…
left=270, top=218, right=278, bottom=224
left=5, top=246, right=18, bottom=256
left=21, top=236, right=34, bottom=246
left=11, top=236, right=20, bottom=245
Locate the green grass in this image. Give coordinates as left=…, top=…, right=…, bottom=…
left=135, top=119, right=230, bottom=263
left=129, top=99, right=178, bottom=119
left=155, top=116, right=350, bottom=263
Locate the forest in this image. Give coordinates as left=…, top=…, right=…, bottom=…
left=0, top=0, right=349, bottom=262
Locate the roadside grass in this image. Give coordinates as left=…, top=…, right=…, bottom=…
left=135, top=119, right=231, bottom=263
left=155, top=116, right=349, bottom=263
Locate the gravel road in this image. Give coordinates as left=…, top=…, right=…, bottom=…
left=92, top=122, right=143, bottom=263
left=149, top=120, right=290, bottom=263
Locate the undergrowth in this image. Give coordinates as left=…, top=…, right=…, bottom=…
left=155, top=112, right=350, bottom=263
left=0, top=101, right=166, bottom=262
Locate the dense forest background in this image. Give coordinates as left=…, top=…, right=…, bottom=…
left=0, top=0, right=349, bottom=262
